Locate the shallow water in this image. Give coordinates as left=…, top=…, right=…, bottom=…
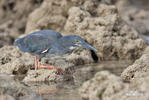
left=0, top=60, right=133, bottom=100
left=27, top=60, right=133, bottom=100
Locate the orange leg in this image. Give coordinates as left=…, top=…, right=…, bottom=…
left=38, top=62, right=62, bottom=75
left=38, top=62, right=57, bottom=69
left=34, top=56, right=38, bottom=70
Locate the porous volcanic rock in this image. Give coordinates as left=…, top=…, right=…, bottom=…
left=0, top=46, right=33, bottom=75
left=25, top=0, right=81, bottom=33
left=121, top=53, right=149, bottom=82
left=80, top=70, right=149, bottom=100
left=79, top=71, right=129, bottom=100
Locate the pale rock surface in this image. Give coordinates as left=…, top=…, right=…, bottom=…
left=80, top=70, right=149, bottom=100
left=79, top=71, right=129, bottom=100
left=121, top=54, right=149, bottom=82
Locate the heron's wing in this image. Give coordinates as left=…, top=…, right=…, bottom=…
left=14, top=30, right=62, bottom=54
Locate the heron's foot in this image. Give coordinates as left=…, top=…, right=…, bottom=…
left=38, top=63, right=63, bottom=75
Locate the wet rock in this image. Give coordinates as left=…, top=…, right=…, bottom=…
left=0, top=74, right=42, bottom=100
left=121, top=54, right=149, bottom=82
left=65, top=4, right=146, bottom=60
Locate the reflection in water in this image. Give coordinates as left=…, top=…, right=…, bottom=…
left=26, top=81, right=81, bottom=100
left=130, top=0, right=149, bottom=10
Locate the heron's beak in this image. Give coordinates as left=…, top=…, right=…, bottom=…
left=81, top=43, right=97, bottom=51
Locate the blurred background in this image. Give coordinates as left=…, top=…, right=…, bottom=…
left=0, top=0, right=149, bottom=48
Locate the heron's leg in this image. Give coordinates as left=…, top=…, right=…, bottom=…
left=38, top=62, right=56, bottom=69
left=34, top=56, right=38, bottom=70
left=38, top=62, right=62, bottom=75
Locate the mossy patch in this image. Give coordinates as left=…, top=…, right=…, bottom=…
left=98, top=89, right=105, bottom=100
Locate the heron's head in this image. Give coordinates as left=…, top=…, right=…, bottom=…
left=64, top=35, right=97, bottom=51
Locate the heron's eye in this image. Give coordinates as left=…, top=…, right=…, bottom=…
left=75, top=39, right=79, bottom=43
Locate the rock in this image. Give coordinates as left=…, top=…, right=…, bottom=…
left=23, top=69, right=62, bottom=82
left=79, top=71, right=129, bottom=100
left=25, top=0, right=104, bottom=34
left=0, top=21, right=15, bottom=47
left=116, top=0, right=149, bottom=34
left=0, top=46, right=34, bottom=75
left=65, top=48, right=95, bottom=65
left=0, top=0, right=43, bottom=47
left=25, top=0, right=73, bottom=33
left=120, top=53, right=149, bottom=99
left=0, top=74, right=42, bottom=100
left=65, top=4, right=146, bottom=60
left=80, top=70, right=149, bottom=100
left=121, top=54, right=149, bottom=82
left=129, top=71, right=149, bottom=99
left=124, top=64, right=149, bottom=100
